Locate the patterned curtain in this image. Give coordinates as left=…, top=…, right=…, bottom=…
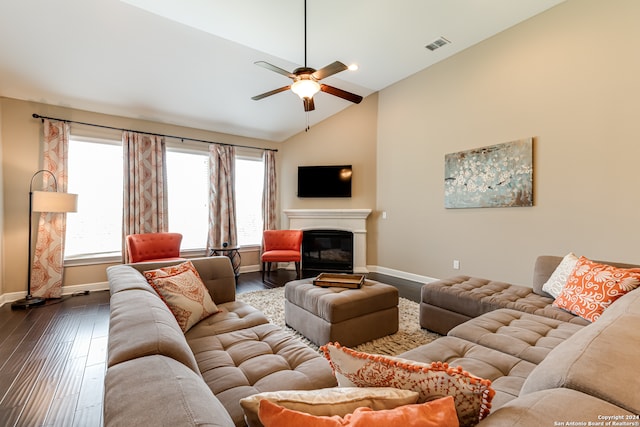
left=262, top=150, right=277, bottom=231
left=31, top=119, right=70, bottom=299
left=207, top=144, right=237, bottom=251
left=122, top=131, right=168, bottom=262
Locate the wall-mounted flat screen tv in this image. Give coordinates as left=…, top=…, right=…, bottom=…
left=297, top=165, right=352, bottom=198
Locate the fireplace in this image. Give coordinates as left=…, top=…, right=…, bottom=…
left=283, top=209, right=372, bottom=273
left=302, top=230, right=353, bottom=273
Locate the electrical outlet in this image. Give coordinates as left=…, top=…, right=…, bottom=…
left=453, top=260, right=460, bottom=270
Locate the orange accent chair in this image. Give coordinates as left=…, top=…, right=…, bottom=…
left=126, top=232, right=184, bottom=263
left=261, top=230, right=303, bottom=281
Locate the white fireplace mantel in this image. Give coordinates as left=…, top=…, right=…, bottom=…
left=283, top=209, right=372, bottom=273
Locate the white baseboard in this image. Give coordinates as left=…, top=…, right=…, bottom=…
left=61, top=281, right=110, bottom=295
left=244, top=262, right=439, bottom=284
left=367, top=265, right=439, bottom=284
left=0, top=282, right=110, bottom=307
left=0, top=267, right=436, bottom=307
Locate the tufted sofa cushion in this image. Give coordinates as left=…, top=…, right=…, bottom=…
left=188, top=322, right=338, bottom=426
left=421, top=275, right=590, bottom=334
left=186, top=300, right=270, bottom=338
left=398, top=336, right=536, bottom=409
left=448, top=308, right=585, bottom=364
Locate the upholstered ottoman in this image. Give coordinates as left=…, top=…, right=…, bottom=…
left=284, top=278, right=399, bottom=347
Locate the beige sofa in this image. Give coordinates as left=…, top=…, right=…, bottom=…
left=103, top=256, right=336, bottom=427
left=105, top=255, right=640, bottom=426
left=400, top=255, right=640, bottom=424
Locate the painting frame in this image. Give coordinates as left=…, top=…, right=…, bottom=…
left=444, top=138, right=533, bottom=209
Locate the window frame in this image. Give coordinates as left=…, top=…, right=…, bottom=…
left=64, top=133, right=125, bottom=266
left=64, top=136, right=266, bottom=266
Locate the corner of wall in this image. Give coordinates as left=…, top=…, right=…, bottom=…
left=0, top=98, right=5, bottom=296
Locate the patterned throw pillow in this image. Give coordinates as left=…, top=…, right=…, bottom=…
left=144, top=261, right=219, bottom=332
left=542, top=252, right=579, bottom=298
left=258, top=396, right=459, bottom=427
left=553, top=256, right=640, bottom=322
left=321, top=343, right=494, bottom=427
left=241, top=387, right=419, bottom=427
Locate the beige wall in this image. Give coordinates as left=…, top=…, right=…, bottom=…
left=0, top=97, right=276, bottom=297
left=375, top=0, right=640, bottom=284
left=279, top=93, right=379, bottom=264
left=3, top=0, right=639, bottom=297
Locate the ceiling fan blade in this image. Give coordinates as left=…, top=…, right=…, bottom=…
left=312, top=61, right=348, bottom=80
left=254, top=61, right=295, bottom=79
left=320, top=84, right=363, bottom=104
left=251, top=85, right=291, bottom=101
left=303, top=97, right=315, bottom=112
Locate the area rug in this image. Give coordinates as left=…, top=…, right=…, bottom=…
left=236, top=287, right=441, bottom=356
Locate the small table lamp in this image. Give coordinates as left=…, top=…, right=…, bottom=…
left=12, top=170, right=78, bottom=309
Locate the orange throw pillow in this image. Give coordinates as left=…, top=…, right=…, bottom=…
left=553, top=256, right=640, bottom=322
left=258, top=396, right=459, bottom=427
left=144, top=260, right=219, bottom=332
left=321, top=343, right=493, bottom=427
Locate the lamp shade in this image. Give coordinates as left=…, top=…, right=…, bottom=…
left=32, top=191, right=78, bottom=213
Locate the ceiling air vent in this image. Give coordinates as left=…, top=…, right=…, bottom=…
left=425, top=36, right=451, bottom=51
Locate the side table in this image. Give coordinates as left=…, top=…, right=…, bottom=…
left=209, top=246, right=241, bottom=284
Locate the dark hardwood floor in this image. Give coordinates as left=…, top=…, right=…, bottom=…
left=0, top=270, right=423, bottom=427
left=0, top=290, right=110, bottom=427
left=245, top=269, right=423, bottom=303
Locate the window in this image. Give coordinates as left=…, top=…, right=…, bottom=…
left=65, top=137, right=265, bottom=262
left=65, top=138, right=123, bottom=259
left=166, top=150, right=209, bottom=251
left=235, top=155, right=264, bottom=246
left=166, top=150, right=265, bottom=249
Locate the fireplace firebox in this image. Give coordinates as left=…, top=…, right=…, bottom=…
left=302, top=230, right=354, bottom=273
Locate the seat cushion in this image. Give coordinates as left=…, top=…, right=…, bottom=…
left=422, top=276, right=589, bottom=325
left=188, top=322, right=337, bottom=426
left=448, top=309, right=585, bottom=364
left=398, top=336, right=536, bottom=410
left=261, top=249, right=302, bottom=262
left=185, top=300, right=270, bottom=339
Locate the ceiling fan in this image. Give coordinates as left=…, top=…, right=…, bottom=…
left=251, top=0, right=363, bottom=112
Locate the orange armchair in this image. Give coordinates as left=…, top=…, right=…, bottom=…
left=125, top=232, right=184, bottom=263
left=261, top=230, right=303, bottom=281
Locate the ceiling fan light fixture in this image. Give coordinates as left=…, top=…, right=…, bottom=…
left=291, top=78, right=320, bottom=99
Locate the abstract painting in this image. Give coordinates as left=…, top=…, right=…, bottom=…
left=444, top=138, right=533, bottom=208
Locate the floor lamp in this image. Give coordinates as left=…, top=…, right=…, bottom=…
left=12, top=170, right=78, bottom=310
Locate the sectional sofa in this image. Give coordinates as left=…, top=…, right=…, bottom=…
left=103, top=256, right=337, bottom=427
left=404, top=255, right=640, bottom=424
left=104, top=255, right=640, bottom=426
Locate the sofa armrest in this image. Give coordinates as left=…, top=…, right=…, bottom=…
left=104, top=355, right=234, bottom=427
left=532, top=256, right=563, bottom=296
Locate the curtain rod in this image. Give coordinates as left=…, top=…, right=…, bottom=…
left=31, top=113, right=278, bottom=152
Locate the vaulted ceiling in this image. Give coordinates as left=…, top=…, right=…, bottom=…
left=0, top=0, right=565, bottom=141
